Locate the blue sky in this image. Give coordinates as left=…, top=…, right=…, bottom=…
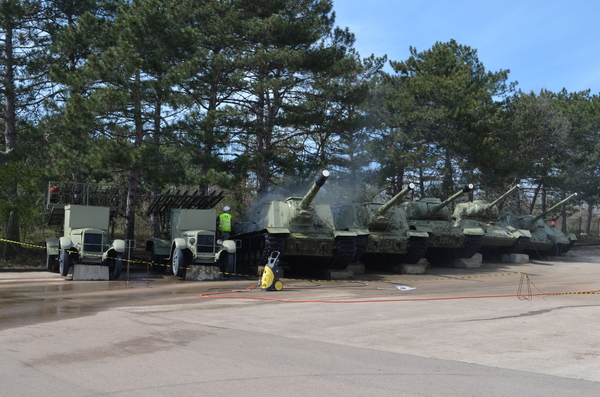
left=332, top=0, right=600, bottom=95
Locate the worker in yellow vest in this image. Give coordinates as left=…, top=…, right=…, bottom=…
left=218, top=206, right=232, bottom=240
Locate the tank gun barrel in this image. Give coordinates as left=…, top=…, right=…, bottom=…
left=300, top=170, right=330, bottom=209
left=378, top=183, right=415, bottom=215
left=531, top=193, right=578, bottom=223
left=486, top=185, right=520, bottom=209
left=431, top=184, right=474, bottom=214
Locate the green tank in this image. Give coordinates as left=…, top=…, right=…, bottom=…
left=235, top=171, right=359, bottom=270
left=452, top=185, right=532, bottom=259
left=400, top=184, right=484, bottom=265
left=332, top=183, right=429, bottom=269
left=500, top=193, right=578, bottom=257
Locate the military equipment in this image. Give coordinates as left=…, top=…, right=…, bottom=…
left=332, top=183, right=429, bottom=270
left=400, top=184, right=484, bottom=265
left=500, top=193, right=578, bottom=257
left=44, top=182, right=126, bottom=279
left=234, top=171, right=359, bottom=271
left=145, top=190, right=236, bottom=278
left=452, top=185, right=531, bottom=258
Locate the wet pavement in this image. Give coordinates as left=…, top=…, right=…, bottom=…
left=1, top=247, right=600, bottom=396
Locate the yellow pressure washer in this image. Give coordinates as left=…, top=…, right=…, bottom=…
left=260, top=251, right=283, bottom=291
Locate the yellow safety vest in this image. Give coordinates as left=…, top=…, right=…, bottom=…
left=218, top=213, right=232, bottom=232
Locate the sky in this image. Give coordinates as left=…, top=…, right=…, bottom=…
left=332, top=0, right=600, bottom=95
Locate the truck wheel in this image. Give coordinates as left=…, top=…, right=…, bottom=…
left=219, top=252, right=234, bottom=277
left=59, top=250, right=71, bottom=276
left=46, top=251, right=57, bottom=272
left=172, top=248, right=186, bottom=278
left=110, top=253, right=123, bottom=280
left=150, top=253, right=165, bottom=273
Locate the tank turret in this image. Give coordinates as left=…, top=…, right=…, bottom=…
left=529, top=193, right=577, bottom=225
left=485, top=185, right=519, bottom=209
left=431, top=184, right=474, bottom=214
left=453, top=185, right=531, bottom=259
left=400, top=183, right=483, bottom=265
left=377, top=183, right=415, bottom=216
left=235, top=170, right=360, bottom=272
left=299, top=170, right=329, bottom=210
left=368, top=183, right=415, bottom=230
left=332, top=183, right=429, bottom=270
left=403, top=184, right=474, bottom=221
left=455, top=185, right=519, bottom=222
left=500, top=192, right=578, bottom=257
left=291, top=170, right=329, bottom=225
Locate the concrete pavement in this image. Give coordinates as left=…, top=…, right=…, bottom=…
left=1, top=246, right=600, bottom=396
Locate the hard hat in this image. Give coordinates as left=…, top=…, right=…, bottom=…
left=223, top=206, right=230, bottom=212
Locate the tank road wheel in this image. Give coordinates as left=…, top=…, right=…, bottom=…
left=258, top=234, right=286, bottom=267
left=403, top=236, right=430, bottom=264
left=59, top=250, right=71, bottom=277
left=46, top=251, right=57, bottom=272
left=329, top=237, right=357, bottom=270
left=539, top=244, right=560, bottom=258
left=561, top=239, right=576, bottom=254
left=351, top=235, right=368, bottom=263
left=458, top=235, right=483, bottom=258
left=172, top=248, right=187, bottom=278
left=509, top=236, right=532, bottom=254
left=109, top=253, right=123, bottom=280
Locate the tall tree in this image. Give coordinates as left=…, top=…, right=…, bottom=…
left=555, top=90, right=600, bottom=233
left=230, top=0, right=355, bottom=199
left=384, top=40, right=513, bottom=197
left=53, top=0, right=199, bottom=239
left=502, top=89, right=570, bottom=212
left=1, top=0, right=43, bottom=247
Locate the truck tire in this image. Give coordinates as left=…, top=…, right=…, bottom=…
left=59, top=250, right=70, bottom=276
left=172, top=248, right=186, bottom=278
left=46, top=251, right=57, bottom=272
left=110, top=253, right=123, bottom=280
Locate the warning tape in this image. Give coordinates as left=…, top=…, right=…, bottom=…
left=3, top=238, right=600, bottom=298
left=1, top=237, right=522, bottom=283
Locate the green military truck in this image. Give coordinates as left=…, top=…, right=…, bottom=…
left=44, top=182, right=126, bottom=280
left=145, top=190, right=236, bottom=278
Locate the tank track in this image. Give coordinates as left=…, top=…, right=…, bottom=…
left=560, top=239, right=575, bottom=254
left=458, top=235, right=483, bottom=258
left=258, top=233, right=286, bottom=266
left=508, top=236, right=531, bottom=254
left=402, top=236, right=429, bottom=264
left=237, top=232, right=286, bottom=268
left=329, top=237, right=357, bottom=269
left=351, top=235, right=369, bottom=263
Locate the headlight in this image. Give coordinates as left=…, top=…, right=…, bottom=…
left=189, top=238, right=196, bottom=245
left=217, top=239, right=223, bottom=245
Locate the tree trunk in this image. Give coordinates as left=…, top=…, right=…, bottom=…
left=586, top=204, right=593, bottom=235
left=442, top=149, right=453, bottom=198
left=541, top=187, right=547, bottom=212
left=393, top=167, right=405, bottom=196
left=2, top=21, right=20, bottom=250
left=150, top=182, right=161, bottom=238
left=124, top=72, right=144, bottom=240
left=560, top=190, right=568, bottom=234
left=418, top=162, right=425, bottom=197
left=150, top=89, right=162, bottom=238
left=2, top=23, right=17, bottom=154
left=529, top=183, right=542, bottom=214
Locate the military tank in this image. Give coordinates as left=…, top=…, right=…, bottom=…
left=332, top=183, right=429, bottom=269
left=235, top=171, right=359, bottom=270
left=400, top=184, right=483, bottom=265
left=500, top=193, right=578, bottom=257
left=452, top=185, right=532, bottom=259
